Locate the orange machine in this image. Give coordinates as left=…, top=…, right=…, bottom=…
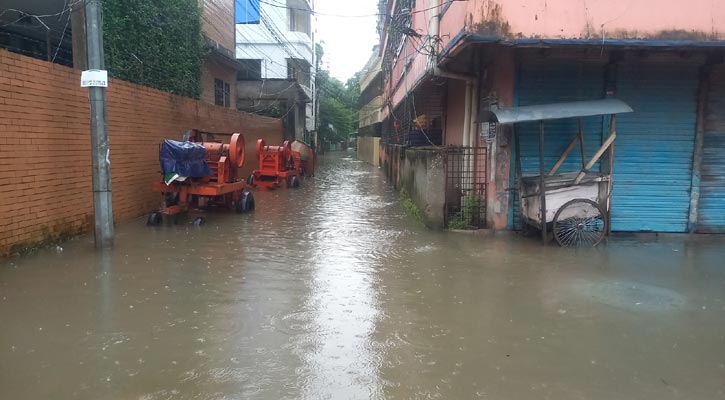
left=248, top=139, right=302, bottom=189
left=148, top=130, right=254, bottom=225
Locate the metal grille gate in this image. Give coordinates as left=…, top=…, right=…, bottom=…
left=444, top=146, right=488, bottom=229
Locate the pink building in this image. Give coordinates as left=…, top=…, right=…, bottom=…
left=379, top=0, right=725, bottom=234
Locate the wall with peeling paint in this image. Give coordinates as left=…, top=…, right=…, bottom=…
left=462, top=0, right=725, bottom=40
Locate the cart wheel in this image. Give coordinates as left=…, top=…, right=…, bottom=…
left=192, top=217, right=206, bottom=226
left=553, top=199, right=607, bottom=248
left=288, top=175, right=300, bottom=189
left=236, top=191, right=255, bottom=213
left=247, top=174, right=255, bottom=186
left=147, top=212, right=162, bottom=226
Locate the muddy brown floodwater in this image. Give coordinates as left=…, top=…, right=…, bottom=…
left=2, top=152, right=725, bottom=399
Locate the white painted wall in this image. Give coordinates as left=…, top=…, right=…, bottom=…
left=236, top=1, right=316, bottom=139
left=236, top=1, right=314, bottom=78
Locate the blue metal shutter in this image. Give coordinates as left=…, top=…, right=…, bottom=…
left=611, top=61, right=699, bottom=232
left=511, top=58, right=606, bottom=230
left=697, top=65, right=725, bottom=232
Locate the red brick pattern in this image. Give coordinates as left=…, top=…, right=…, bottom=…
left=0, top=49, right=283, bottom=255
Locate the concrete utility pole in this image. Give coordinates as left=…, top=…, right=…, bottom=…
left=85, top=0, right=114, bottom=248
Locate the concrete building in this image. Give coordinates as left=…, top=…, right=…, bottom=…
left=235, top=0, right=316, bottom=143
left=200, top=0, right=242, bottom=110
left=357, top=47, right=383, bottom=166
left=380, top=0, right=725, bottom=233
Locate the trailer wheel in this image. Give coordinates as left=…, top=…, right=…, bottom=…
left=553, top=199, right=607, bottom=247
left=236, top=190, right=255, bottom=213
left=147, top=212, right=162, bottom=226
left=247, top=174, right=255, bottom=185
left=192, top=217, right=206, bottom=226
left=288, top=175, right=300, bottom=189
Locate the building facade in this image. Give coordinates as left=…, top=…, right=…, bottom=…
left=200, top=0, right=242, bottom=110
left=357, top=47, right=384, bottom=166
left=380, top=0, right=725, bottom=233
left=235, top=0, right=316, bottom=143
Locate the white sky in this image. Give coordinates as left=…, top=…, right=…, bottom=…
left=315, top=0, right=379, bottom=82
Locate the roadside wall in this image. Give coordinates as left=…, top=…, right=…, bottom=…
left=356, top=137, right=380, bottom=167
left=381, top=144, right=445, bottom=229
left=0, top=49, right=283, bottom=255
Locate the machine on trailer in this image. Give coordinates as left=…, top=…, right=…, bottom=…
left=148, top=129, right=255, bottom=225
left=481, top=99, right=633, bottom=247
left=248, top=139, right=303, bottom=189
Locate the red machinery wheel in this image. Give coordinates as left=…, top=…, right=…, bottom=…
left=256, top=139, right=266, bottom=155
left=229, top=133, right=245, bottom=168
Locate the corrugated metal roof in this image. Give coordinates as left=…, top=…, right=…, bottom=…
left=480, top=99, right=632, bottom=124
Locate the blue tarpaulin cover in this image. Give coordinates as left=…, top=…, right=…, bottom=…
left=160, top=140, right=211, bottom=178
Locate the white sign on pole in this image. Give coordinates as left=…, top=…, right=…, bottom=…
left=81, top=70, right=108, bottom=87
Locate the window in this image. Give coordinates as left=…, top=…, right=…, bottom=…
left=237, top=60, right=262, bottom=80
left=287, top=0, right=311, bottom=35
left=236, top=0, right=260, bottom=24
left=215, top=79, right=231, bottom=107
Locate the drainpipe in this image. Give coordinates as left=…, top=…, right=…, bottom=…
left=469, top=79, right=479, bottom=147
left=463, top=81, right=472, bottom=147
left=426, top=0, right=478, bottom=146
left=433, top=67, right=477, bottom=147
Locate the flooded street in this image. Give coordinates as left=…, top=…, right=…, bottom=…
left=2, top=152, right=725, bottom=399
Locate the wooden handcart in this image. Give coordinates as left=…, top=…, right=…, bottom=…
left=481, top=99, right=633, bottom=247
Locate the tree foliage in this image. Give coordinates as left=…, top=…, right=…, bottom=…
left=316, top=44, right=361, bottom=145
left=103, top=0, right=205, bottom=98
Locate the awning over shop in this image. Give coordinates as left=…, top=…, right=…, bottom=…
left=479, top=99, right=633, bottom=125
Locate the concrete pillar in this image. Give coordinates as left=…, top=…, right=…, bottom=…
left=488, top=48, right=516, bottom=231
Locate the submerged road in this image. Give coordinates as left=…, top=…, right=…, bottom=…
left=2, top=152, right=725, bottom=399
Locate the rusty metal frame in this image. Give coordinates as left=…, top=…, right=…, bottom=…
left=444, top=146, right=488, bottom=229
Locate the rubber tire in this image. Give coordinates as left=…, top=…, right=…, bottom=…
left=552, top=198, right=607, bottom=248
left=247, top=174, right=255, bottom=186
left=236, top=191, right=255, bottom=213
left=147, top=212, right=162, bottom=226
left=192, top=217, right=206, bottom=226
left=164, top=192, right=179, bottom=207
left=289, top=175, right=300, bottom=189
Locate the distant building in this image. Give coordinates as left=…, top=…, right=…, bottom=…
left=200, top=0, right=242, bottom=110
left=358, top=47, right=383, bottom=138
left=235, top=0, right=316, bottom=144
left=357, top=47, right=383, bottom=166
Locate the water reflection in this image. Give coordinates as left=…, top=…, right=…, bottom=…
left=299, top=156, right=391, bottom=399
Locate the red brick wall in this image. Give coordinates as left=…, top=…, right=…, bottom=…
left=0, top=49, right=283, bottom=255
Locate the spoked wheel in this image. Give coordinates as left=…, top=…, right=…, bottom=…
left=553, top=199, right=608, bottom=248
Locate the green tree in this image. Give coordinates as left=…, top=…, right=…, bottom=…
left=315, top=44, right=361, bottom=145
left=103, top=0, right=205, bottom=98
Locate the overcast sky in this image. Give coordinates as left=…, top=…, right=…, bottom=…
left=315, top=0, right=379, bottom=82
